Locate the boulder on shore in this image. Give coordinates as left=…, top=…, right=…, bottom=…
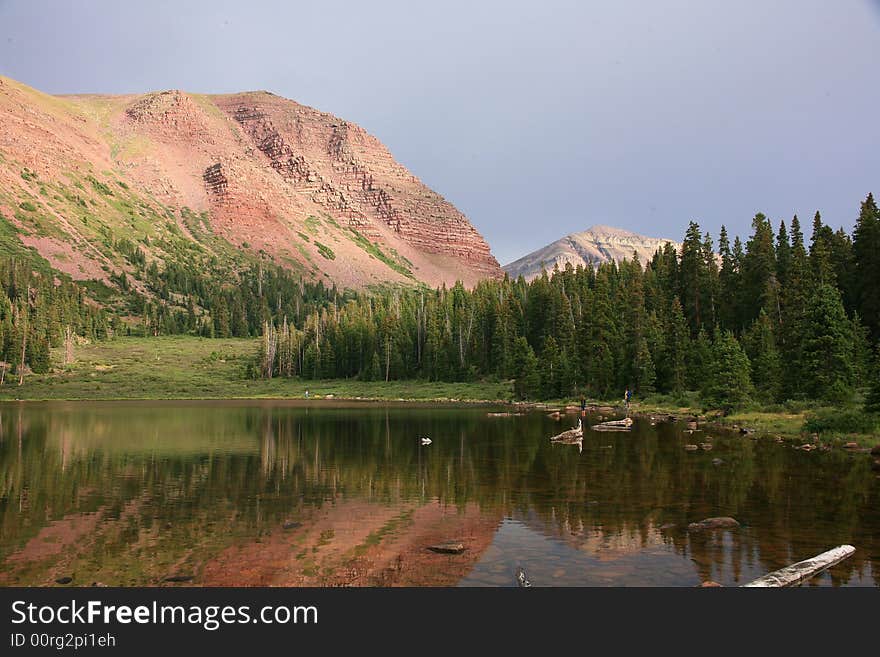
left=687, top=517, right=740, bottom=531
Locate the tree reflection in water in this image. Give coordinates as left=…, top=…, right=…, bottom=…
left=0, top=402, right=877, bottom=586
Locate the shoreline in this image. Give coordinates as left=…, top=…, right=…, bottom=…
left=1, top=334, right=876, bottom=450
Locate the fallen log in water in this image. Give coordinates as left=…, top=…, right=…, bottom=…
left=742, top=545, right=855, bottom=587
left=591, top=417, right=633, bottom=432
left=550, top=419, right=583, bottom=443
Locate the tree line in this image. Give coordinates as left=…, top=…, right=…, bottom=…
left=4, top=192, right=880, bottom=411
left=257, top=193, right=880, bottom=411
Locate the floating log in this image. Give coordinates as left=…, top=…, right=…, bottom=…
left=427, top=541, right=466, bottom=554
left=550, top=419, right=583, bottom=443
left=742, top=545, right=855, bottom=587
left=591, top=417, right=633, bottom=432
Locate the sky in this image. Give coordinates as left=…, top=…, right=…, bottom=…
left=1, top=1, right=878, bottom=264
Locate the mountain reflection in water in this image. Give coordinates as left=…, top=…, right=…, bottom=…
left=0, top=401, right=877, bottom=587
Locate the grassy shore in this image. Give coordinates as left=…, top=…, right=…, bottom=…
left=2, top=335, right=877, bottom=447
left=0, top=335, right=511, bottom=402
left=631, top=395, right=878, bottom=447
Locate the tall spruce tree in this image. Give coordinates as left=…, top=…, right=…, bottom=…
left=717, top=226, right=739, bottom=331
left=664, top=297, right=689, bottom=393
left=865, top=344, right=880, bottom=414
left=679, top=221, right=709, bottom=336
left=809, top=211, right=835, bottom=287
left=743, top=310, right=782, bottom=403
left=780, top=214, right=811, bottom=398
left=703, top=330, right=753, bottom=413
left=853, top=193, right=880, bottom=340
left=742, top=213, right=777, bottom=326
left=801, top=284, right=855, bottom=402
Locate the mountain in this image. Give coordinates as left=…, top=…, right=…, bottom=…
left=503, top=225, right=680, bottom=281
left=0, top=76, right=501, bottom=292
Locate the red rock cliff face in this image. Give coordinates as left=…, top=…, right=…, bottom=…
left=0, top=77, right=501, bottom=289
left=212, top=92, right=500, bottom=280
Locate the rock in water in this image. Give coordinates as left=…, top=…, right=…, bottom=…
left=282, top=521, right=302, bottom=530
left=698, top=581, right=723, bottom=587
left=55, top=576, right=73, bottom=585
left=687, top=517, right=740, bottom=531
left=427, top=541, right=465, bottom=554
left=684, top=444, right=699, bottom=451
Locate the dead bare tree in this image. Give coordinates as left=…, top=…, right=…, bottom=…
left=17, top=293, right=29, bottom=386
left=64, top=325, right=74, bottom=366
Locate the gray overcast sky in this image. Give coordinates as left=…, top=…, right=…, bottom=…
left=1, top=1, right=878, bottom=264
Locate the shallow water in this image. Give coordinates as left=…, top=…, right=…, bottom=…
left=0, top=401, right=877, bottom=587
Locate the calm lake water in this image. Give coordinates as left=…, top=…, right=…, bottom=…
left=0, top=401, right=877, bottom=587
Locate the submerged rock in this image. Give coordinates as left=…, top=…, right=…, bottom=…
left=687, top=517, right=740, bottom=531
left=282, top=521, right=302, bottom=530
left=871, top=444, right=880, bottom=456
left=163, top=574, right=194, bottom=583
left=712, top=458, right=724, bottom=466
left=55, top=576, right=73, bottom=585
left=428, top=541, right=466, bottom=554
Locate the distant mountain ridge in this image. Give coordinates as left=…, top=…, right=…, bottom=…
left=503, top=225, right=680, bottom=281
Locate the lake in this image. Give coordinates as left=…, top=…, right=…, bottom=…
left=0, top=401, right=877, bottom=587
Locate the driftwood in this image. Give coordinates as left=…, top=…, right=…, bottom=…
left=591, top=417, right=633, bottom=432
left=742, top=545, right=855, bottom=587
left=549, top=419, right=583, bottom=443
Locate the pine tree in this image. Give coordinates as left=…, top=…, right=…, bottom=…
left=703, top=330, right=753, bottom=413
left=775, top=219, right=791, bottom=289
left=539, top=336, right=562, bottom=399
left=632, top=336, right=656, bottom=395
left=717, top=226, right=740, bottom=331
left=665, top=298, right=689, bottom=394
left=687, top=329, right=713, bottom=393
left=511, top=336, right=539, bottom=400
left=742, top=213, right=777, bottom=325
left=809, top=211, right=835, bottom=287
left=801, top=284, right=855, bottom=402
left=743, top=310, right=782, bottom=403
left=780, top=215, right=811, bottom=398
left=865, top=344, right=880, bottom=414
left=584, top=269, right=617, bottom=397
left=679, top=221, right=708, bottom=335
left=853, top=193, right=880, bottom=340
